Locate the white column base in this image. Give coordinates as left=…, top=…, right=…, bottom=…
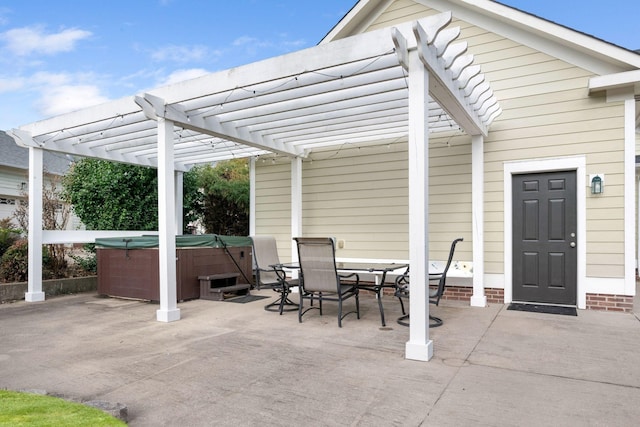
left=25, top=292, right=46, bottom=302
left=156, top=308, right=181, bottom=322
left=405, top=340, right=433, bottom=361
left=470, top=295, right=487, bottom=307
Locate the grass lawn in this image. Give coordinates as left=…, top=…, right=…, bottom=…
left=0, top=390, right=126, bottom=426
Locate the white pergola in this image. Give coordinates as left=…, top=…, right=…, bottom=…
left=9, top=13, right=500, bottom=361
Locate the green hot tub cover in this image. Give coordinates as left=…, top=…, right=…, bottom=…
left=95, top=234, right=252, bottom=249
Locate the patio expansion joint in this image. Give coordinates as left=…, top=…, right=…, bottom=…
left=425, top=305, right=505, bottom=420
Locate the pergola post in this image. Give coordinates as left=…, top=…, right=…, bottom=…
left=405, top=48, right=432, bottom=362
left=471, top=135, right=487, bottom=307
left=156, top=118, right=180, bottom=322
left=26, top=147, right=45, bottom=302
left=291, top=157, right=303, bottom=263
left=175, top=171, right=184, bottom=235
left=249, top=157, right=257, bottom=235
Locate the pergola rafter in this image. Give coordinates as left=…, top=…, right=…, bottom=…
left=11, top=14, right=498, bottom=170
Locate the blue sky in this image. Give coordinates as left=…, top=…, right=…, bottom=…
left=1, top=0, right=637, bottom=131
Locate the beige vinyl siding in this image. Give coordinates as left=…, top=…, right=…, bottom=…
left=255, top=137, right=473, bottom=263
left=370, top=1, right=627, bottom=276
left=255, top=0, right=628, bottom=278
left=301, top=144, right=409, bottom=259
left=254, top=162, right=295, bottom=259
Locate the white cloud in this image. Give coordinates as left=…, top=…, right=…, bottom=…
left=36, top=84, right=109, bottom=117
left=151, top=44, right=210, bottom=63
left=1, top=25, right=92, bottom=56
left=0, top=76, right=25, bottom=93
left=156, top=68, right=210, bottom=86
left=233, top=36, right=259, bottom=47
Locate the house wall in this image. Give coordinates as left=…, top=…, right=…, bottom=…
left=254, top=0, right=629, bottom=292
left=0, top=165, right=80, bottom=231
left=254, top=161, right=295, bottom=260
left=0, top=167, right=25, bottom=222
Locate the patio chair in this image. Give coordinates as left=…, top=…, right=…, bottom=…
left=251, top=236, right=299, bottom=314
left=293, top=237, right=360, bottom=327
left=394, top=237, right=463, bottom=327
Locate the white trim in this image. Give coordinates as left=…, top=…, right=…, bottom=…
left=406, top=49, right=432, bottom=362
left=249, top=157, right=256, bottom=236
left=483, top=273, right=504, bottom=289
left=637, top=174, right=640, bottom=272
left=324, top=0, right=640, bottom=72
left=624, top=98, right=636, bottom=296
left=156, top=118, right=180, bottom=323
left=26, top=147, right=45, bottom=302
left=175, top=171, right=183, bottom=235
left=42, top=230, right=158, bottom=244
left=589, top=70, right=640, bottom=94
left=470, top=134, right=486, bottom=307
left=320, top=0, right=394, bottom=44
left=421, top=0, right=640, bottom=74
left=291, top=157, right=302, bottom=263
left=586, top=277, right=627, bottom=295
left=504, top=156, right=587, bottom=309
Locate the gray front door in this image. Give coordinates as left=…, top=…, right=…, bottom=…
left=512, top=171, right=577, bottom=305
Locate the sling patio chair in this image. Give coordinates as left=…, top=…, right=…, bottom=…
left=251, top=235, right=299, bottom=314
left=293, top=237, right=360, bottom=327
left=394, top=237, right=463, bottom=327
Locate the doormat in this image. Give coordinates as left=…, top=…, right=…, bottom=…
left=225, top=295, right=270, bottom=304
left=507, top=303, right=577, bottom=316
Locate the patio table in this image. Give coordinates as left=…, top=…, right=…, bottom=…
left=277, top=261, right=409, bottom=327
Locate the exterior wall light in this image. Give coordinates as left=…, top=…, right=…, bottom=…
left=590, top=174, right=604, bottom=195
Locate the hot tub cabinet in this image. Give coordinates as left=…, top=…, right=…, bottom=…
left=96, top=235, right=253, bottom=302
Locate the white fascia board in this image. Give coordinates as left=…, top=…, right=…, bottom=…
left=320, top=0, right=394, bottom=44
left=589, top=70, right=640, bottom=94
left=418, top=0, right=640, bottom=75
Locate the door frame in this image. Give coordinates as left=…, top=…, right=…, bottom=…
left=504, top=156, right=586, bottom=309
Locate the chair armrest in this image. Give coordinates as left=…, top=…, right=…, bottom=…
left=339, top=272, right=360, bottom=285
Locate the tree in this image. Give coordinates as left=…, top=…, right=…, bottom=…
left=62, top=159, right=159, bottom=230
left=62, top=158, right=248, bottom=236
left=14, top=174, right=70, bottom=277
left=196, top=159, right=249, bottom=236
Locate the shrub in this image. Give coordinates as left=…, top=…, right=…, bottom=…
left=0, top=239, right=28, bottom=283
left=0, top=240, right=54, bottom=283
left=0, top=217, right=20, bottom=258
left=69, top=244, right=97, bottom=274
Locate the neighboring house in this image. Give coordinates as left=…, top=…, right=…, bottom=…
left=252, top=0, right=640, bottom=312
left=0, top=130, right=79, bottom=230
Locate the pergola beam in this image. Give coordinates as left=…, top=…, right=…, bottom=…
left=135, top=93, right=303, bottom=158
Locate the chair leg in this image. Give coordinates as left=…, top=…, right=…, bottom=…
left=338, top=298, right=343, bottom=328
left=355, top=291, right=360, bottom=319
left=397, top=313, right=409, bottom=327
left=429, top=315, right=443, bottom=327
left=264, top=286, right=298, bottom=314
left=397, top=295, right=406, bottom=315
left=298, top=291, right=304, bottom=323
left=396, top=313, right=443, bottom=327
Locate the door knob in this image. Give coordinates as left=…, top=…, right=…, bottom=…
left=570, top=242, right=576, bottom=248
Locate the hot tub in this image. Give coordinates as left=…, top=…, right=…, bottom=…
left=95, top=235, right=253, bottom=302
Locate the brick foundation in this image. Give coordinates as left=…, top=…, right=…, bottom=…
left=439, top=286, right=504, bottom=304
left=586, top=293, right=634, bottom=312
left=380, top=284, right=635, bottom=313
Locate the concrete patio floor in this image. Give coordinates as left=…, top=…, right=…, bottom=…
left=1, top=289, right=639, bottom=426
